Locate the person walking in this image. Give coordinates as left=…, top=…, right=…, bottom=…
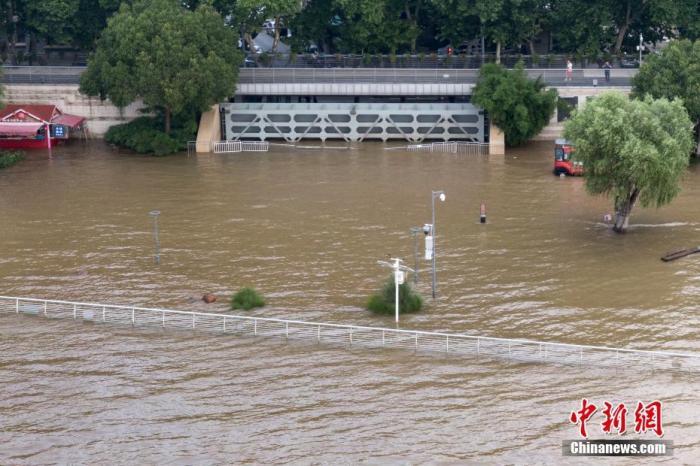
left=603, top=61, right=612, bottom=83
left=565, top=59, right=573, bottom=82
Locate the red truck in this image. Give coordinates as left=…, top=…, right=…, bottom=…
left=554, top=138, right=583, bottom=176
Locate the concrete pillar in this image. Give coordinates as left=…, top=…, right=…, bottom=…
left=489, top=122, right=505, bottom=155
left=196, top=104, right=221, bottom=153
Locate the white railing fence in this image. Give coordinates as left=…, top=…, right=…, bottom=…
left=396, top=142, right=488, bottom=155
left=211, top=141, right=269, bottom=154
left=2, top=296, right=699, bottom=374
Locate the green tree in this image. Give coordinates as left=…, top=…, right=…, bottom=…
left=472, top=62, right=556, bottom=146
left=632, top=39, right=700, bottom=156
left=80, top=0, right=242, bottom=134
left=564, top=92, right=694, bottom=233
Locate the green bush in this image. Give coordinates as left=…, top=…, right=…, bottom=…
left=105, top=116, right=194, bottom=156
left=231, top=287, right=266, bottom=311
left=367, top=276, right=423, bottom=315
left=0, top=150, right=24, bottom=169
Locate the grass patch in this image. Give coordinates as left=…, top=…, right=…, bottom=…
left=367, top=276, right=423, bottom=315
left=231, top=287, right=266, bottom=311
left=0, top=150, right=25, bottom=169
left=105, top=116, right=196, bottom=156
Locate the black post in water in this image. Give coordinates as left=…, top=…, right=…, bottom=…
left=480, top=202, right=487, bottom=224
left=149, top=210, right=161, bottom=264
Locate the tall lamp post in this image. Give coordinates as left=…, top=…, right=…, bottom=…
left=431, top=190, right=446, bottom=298
left=410, top=226, right=422, bottom=284
left=377, top=258, right=414, bottom=323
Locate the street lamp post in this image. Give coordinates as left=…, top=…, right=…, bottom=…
left=431, top=190, right=446, bottom=298
left=377, top=258, right=414, bottom=324
left=638, top=33, right=643, bottom=66
left=410, top=226, right=422, bottom=284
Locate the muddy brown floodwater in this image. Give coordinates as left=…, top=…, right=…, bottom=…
left=1, top=141, right=699, bottom=463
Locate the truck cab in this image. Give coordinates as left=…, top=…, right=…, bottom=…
left=554, top=138, right=583, bottom=176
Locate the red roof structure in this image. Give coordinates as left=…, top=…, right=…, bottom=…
left=0, top=104, right=62, bottom=124
left=0, top=104, right=86, bottom=148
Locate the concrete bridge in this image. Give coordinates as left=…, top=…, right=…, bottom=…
left=0, top=66, right=634, bottom=150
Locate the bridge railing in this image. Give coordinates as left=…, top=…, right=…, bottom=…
left=2, top=295, right=699, bottom=374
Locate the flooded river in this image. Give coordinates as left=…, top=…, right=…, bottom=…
left=1, top=141, right=699, bottom=463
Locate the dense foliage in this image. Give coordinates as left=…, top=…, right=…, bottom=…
left=367, top=276, right=423, bottom=316
left=0, top=150, right=24, bottom=169
left=472, top=63, right=557, bottom=146
left=80, top=0, right=242, bottom=134
left=632, top=39, right=700, bottom=155
left=231, top=287, right=266, bottom=311
left=563, top=92, right=694, bottom=233
left=104, top=117, right=195, bottom=156
left=1, top=0, right=699, bottom=59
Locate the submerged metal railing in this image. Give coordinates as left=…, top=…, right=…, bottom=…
left=389, top=142, right=489, bottom=155
left=2, top=296, right=699, bottom=373
left=211, top=141, right=269, bottom=153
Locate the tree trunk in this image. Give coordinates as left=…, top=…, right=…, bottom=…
left=613, top=188, right=639, bottom=233
left=244, top=32, right=255, bottom=54
left=496, top=41, right=501, bottom=64
left=164, top=107, right=171, bottom=135
left=528, top=40, right=536, bottom=56
left=695, top=121, right=700, bottom=157
left=272, top=15, right=281, bottom=52
left=613, top=1, right=632, bottom=55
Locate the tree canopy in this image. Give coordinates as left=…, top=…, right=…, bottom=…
left=1, top=0, right=699, bottom=59
left=80, top=0, right=242, bottom=134
left=472, top=63, right=557, bottom=146
left=632, top=39, right=700, bottom=155
left=563, top=92, right=694, bottom=233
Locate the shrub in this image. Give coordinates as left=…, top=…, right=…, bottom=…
left=231, top=287, right=266, bottom=311
left=0, top=150, right=24, bottom=169
left=105, top=116, right=194, bottom=156
left=367, top=276, right=423, bottom=315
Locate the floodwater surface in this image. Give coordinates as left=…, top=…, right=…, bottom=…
left=1, top=141, right=699, bottom=463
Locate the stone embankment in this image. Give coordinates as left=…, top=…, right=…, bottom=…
left=4, top=84, right=145, bottom=136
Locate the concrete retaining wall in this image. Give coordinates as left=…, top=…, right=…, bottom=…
left=4, top=84, right=146, bottom=136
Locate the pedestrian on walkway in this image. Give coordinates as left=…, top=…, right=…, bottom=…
left=603, top=61, right=612, bottom=83
left=565, top=59, right=573, bottom=82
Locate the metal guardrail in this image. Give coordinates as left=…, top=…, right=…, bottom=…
left=237, top=68, right=632, bottom=87
left=211, top=140, right=269, bottom=153
left=2, top=296, right=699, bottom=373
left=251, top=53, right=640, bottom=70
left=2, top=65, right=85, bottom=84
left=397, top=142, right=489, bottom=155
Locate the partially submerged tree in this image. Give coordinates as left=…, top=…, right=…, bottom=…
left=564, top=92, right=694, bottom=233
left=472, top=62, right=557, bottom=146
left=80, top=0, right=242, bottom=134
left=632, top=39, right=700, bottom=156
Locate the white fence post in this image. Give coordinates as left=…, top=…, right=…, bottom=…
left=131, top=307, right=135, bottom=325
left=44, top=301, right=48, bottom=316
left=254, top=319, right=257, bottom=336
left=102, top=306, right=105, bottom=322
left=73, top=304, right=77, bottom=319
left=15, top=298, right=18, bottom=313
left=192, top=313, right=195, bottom=329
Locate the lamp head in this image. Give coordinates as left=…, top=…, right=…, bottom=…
left=439, top=193, right=446, bottom=202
